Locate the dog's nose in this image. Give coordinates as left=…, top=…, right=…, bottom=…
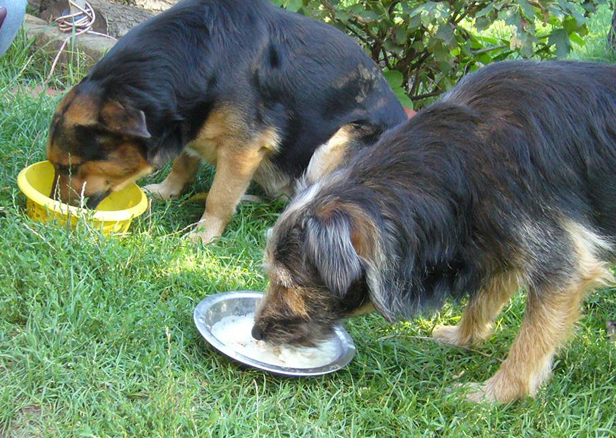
left=251, top=324, right=264, bottom=341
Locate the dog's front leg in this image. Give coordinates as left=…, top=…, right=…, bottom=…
left=144, top=151, right=202, bottom=200
left=189, top=145, right=265, bottom=244
left=433, top=271, right=520, bottom=346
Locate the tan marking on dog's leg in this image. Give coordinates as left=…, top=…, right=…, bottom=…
left=466, top=284, right=585, bottom=403
left=189, top=145, right=267, bottom=244
left=433, top=272, right=520, bottom=347
left=467, top=223, right=613, bottom=403
left=144, top=151, right=201, bottom=200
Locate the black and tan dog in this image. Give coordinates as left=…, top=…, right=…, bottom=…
left=254, top=61, right=616, bottom=403
left=46, top=0, right=406, bottom=243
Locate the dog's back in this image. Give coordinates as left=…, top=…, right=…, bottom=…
left=87, top=0, right=406, bottom=175
left=368, top=61, right=616, bottom=241
left=441, top=61, right=616, bottom=237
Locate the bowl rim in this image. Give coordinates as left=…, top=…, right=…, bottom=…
left=194, top=291, right=356, bottom=377
left=17, top=161, right=149, bottom=222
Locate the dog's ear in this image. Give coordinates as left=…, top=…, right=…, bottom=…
left=304, top=201, right=400, bottom=320
left=100, top=100, right=151, bottom=139
left=304, top=202, right=379, bottom=296
left=305, top=210, right=362, bottom=296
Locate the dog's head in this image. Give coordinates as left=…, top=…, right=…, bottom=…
left=253, top=185, right=383, bottom=346
left=47, top=83, right=153, bottom=208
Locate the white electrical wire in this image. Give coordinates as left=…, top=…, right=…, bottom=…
left=46, top=0, right=117, bottom=83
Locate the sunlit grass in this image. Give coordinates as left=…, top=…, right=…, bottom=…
left=1, top=15, right=616, bottom=437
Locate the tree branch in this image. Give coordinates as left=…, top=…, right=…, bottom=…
left=472, top=44, right=508, bottom=55
left=413, top=90, right=444, bottom=101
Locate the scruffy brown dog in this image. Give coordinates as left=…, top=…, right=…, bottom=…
left=253, top=60, right=616, bottom=403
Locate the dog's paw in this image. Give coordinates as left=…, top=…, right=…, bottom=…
left=186, top=229, right=220, bottom=245
left=143, top=183, right=181, bottom=201
left=455, top=372, right=530, bottom=404
left=433, top=323, right=493, bottom=347
left=447, top=382, right=497, bottom=404
left=185, top=217, right=225, bottom=245
left=432, top=324, right=466, bottom=346
left=462, top=382, right=497, bottom=403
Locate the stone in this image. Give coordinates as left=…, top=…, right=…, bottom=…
left=22, top=14, right=115, bottom=69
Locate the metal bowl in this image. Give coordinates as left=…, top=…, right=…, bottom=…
left=193, top=291, right=356, bottom=377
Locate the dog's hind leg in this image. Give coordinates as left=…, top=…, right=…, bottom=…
left=465, top=281, right=588, bottom=403
left=466, top=225, right=613, bottom=403
left=144, top=151, right=201, bottom=200
left=433, top=271, right=520, bottom=346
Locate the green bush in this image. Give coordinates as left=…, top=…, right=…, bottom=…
left=272, top=0, right=608, bottom=107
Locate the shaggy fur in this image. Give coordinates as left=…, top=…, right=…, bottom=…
left=46, top=0, right=406, bottom=242
left=254, top=60, right=616, bottom=402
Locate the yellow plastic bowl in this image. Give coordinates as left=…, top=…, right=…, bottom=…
left=17, top=161, right=149, bottom=236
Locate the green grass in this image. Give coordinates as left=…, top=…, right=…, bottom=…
left=2, top=13, right=616, bottom=437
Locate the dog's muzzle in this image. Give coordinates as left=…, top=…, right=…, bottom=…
left=85, top=191, right=111, bottom=209
left=49, top=174, right=110, bottom=209
left=251, top=324, right=264, bottom=341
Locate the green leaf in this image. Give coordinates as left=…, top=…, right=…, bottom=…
left=478, top=53, right=492, bottom=64
left=548, top=28, right=571, bottom=59
left=547, top=5, right=564, bottom=21
left=569, top=8, right=587, bottom=29
left=570, top=32, right=585, bottom=47
left=461, top=41, right=474, bottom=57
left=409, top=2, right=438, bottom=18
left=563, top=16, right=582, bottom=33
left=348, top=4, right=364, bottom=14
left=408, top=14, right=422, bottom=30
left=334, top=10, right=349, bottom=22
left=493, top=51, right=513, bottom=62
left=475, top=4, right=494, bottom=18
left=394, top=87, right=413, bottom=109
left=432, top=41, right=451, bottom=62
left=504, top=8, right=522, bottom=29
left=283, top=0, right=302, bottom=12
left=474, top=35, right=499, bottom=45
left=411, top=40, right=424, bottom=51
left=401, top=2, right=414, bottom=15
left=516, top=0, right=535, bottom=19
left=438, top=61, right=452, bottom=74
left=358, top=10, right=380, bottom=21
left=383, top=40, right=404, bottom=55
left=395, top=27, right=407, bottom=45
left=383, top=70, right=404, bottom=88
left=475, top=17, right=491, bottom=31
left=434, top=24, right=455, bottom=46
